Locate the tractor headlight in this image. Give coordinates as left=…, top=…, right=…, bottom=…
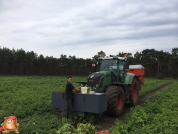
left=92, top=84, right=99, bottom=90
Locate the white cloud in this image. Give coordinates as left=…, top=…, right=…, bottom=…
left=0, top=0, right=178, bottom=59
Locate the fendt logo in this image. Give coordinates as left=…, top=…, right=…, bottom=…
left=90, top=75, right=94, bottom=78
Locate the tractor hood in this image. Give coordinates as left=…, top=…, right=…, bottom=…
left=87, top=71, right=111, bottom=92
left=87, top=72, right=104, bottom=87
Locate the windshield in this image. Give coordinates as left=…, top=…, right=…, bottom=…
left=99, top=60, right=117, bottom=71
left=119, top=61, right=124, bottom=71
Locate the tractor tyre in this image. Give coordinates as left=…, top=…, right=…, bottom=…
left=129, top=78, right=139, bottom=107
left=105, top=86, right=125, bottom=117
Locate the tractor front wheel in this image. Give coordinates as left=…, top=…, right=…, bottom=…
left=105, top=86, right=125, bottom=117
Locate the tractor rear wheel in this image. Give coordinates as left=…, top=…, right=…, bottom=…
left=129, top=78, right=139, bottom=106
left=105, top=86, right=124, bottom=117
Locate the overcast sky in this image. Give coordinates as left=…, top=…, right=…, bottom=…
left=0, top=0, right=178, bottom=59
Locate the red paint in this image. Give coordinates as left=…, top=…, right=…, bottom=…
left=0, top=126, right=5, bottom=132
left=117, top=94, right=123, bottom=110
left=5, top=116, right=17, bottom=120
left=126, top=66, right=145, bottom=85
left=97, top=130, right=109, bottom=134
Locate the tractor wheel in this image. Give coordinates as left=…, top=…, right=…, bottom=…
left=129, top=78, right=139, bottom=106
left=105, top=86, right=125, bottom=117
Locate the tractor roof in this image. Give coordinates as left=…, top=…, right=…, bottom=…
left=99, top=56, right=127, bottom=60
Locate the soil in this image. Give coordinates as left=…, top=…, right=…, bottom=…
left=95, top=84, right=170, bottom=131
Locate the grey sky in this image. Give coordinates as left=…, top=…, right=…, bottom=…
left=0, top=0, right=178, bottom=59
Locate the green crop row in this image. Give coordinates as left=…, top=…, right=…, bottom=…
left=0, top=76, right=87, bottom=133
left=0, top=76, right=176, bottom=133
left=139, top=78, right=172, bottom=97
left=0, top=76, right=86, bottom=118
left=109, top=80, right=178, bottom=134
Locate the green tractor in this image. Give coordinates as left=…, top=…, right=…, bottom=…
left=87, top=55, right=144, bottom=117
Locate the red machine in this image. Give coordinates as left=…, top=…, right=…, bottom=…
left=126, top=65, right=145, bottom=86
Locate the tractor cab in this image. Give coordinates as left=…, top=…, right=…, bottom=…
left=98, top=56, right=129, bottom=83
left=88, top=55, right=129, bottom=92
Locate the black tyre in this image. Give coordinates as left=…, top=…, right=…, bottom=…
left=129, top=78, right=139, bottom=106
left=105, top=86, right=125, bottom=117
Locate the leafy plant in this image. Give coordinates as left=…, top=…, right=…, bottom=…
left=77, top=123, right=96, bottom=134
left=109, top=80, right=178, bottom=134
left=0, top=76, right=176, bottom=133
left=56, top=123, right=77, bottom=134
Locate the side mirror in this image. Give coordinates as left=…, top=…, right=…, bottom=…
left=92, top=64, right=96, bottom=73
left=124, top=60, right=129, bottom=69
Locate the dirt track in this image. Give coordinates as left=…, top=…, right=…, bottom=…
left=95, top=84, right=170, bottom=131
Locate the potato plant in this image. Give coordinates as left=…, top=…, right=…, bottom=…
left=109, top=80, right=178, bottom=134
left=139, top=78, right=172, bottom=97
left=0, top=76, right=175, bottom=133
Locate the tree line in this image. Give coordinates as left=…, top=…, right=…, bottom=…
left=0, top=47, right=178, bottom=78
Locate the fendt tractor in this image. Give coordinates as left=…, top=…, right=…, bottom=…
left=87, top=54, right=144, bottom=116
left=52, top=54, right=144, bottom=117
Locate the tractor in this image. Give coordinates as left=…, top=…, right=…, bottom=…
left=87, top=54, right=144, bottom=117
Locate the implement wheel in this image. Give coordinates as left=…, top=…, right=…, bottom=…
left=105, top=86, right=125, bottom=117
left=129, top=78, right=139, bottom=106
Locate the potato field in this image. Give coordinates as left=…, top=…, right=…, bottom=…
left=0, top=76, right=177, bottom=134
left=109, top=80, right=178, bottom=134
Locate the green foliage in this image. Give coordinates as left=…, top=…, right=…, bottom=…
left=0, top=76, right=85, bottom=133
left=72, top=113, right=102, bottom=124
left=77, top=123, right=96, bottom=134
left=109, top=80, right=178, bottom=134
left=109, top=120, right=128, bottom=134
left=19, top=114, right=61, bottom=134
left=168, top=50, right=178, bottom=79
left=0, top=76, right=177, bottom=133
left=1, top=47, right=178, bottom=77
left=157, top=73, right=163, bottom=79
left=56, top=122, right=96, bottom=134
left=139, top=78, right=171, bottom=97
left=56, top=123, right=77, bottom=134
